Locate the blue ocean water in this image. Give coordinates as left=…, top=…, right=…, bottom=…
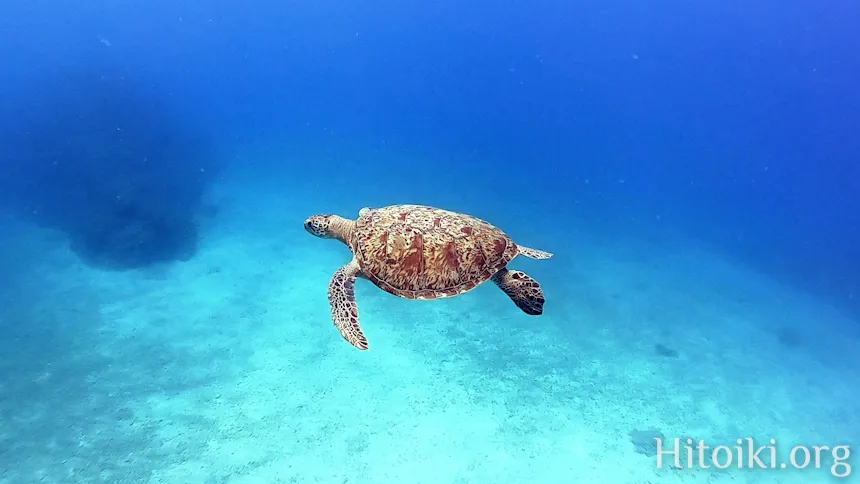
left=1, top=1, right=858, bottom=483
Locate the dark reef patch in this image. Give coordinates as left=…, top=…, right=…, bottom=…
left=0, top=60, right=219, bottom=269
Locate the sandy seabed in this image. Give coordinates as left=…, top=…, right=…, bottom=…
left=1, top=173, right=858, bottom=484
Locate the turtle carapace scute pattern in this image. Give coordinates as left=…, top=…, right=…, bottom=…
left=304, top=204, right=553, bottom=350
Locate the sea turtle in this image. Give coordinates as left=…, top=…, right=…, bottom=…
left=303, top=204, right=553, bottom=350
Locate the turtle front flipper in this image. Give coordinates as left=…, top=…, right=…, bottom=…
left=328, top=259, right=369, bottom=350
left=491, top=268, right=546, bottom=315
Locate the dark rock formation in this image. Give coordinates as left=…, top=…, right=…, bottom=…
left=0, top=62, right=219, bottom=269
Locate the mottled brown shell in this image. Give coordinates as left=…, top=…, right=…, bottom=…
left=352, top=204, right=519, bottom=299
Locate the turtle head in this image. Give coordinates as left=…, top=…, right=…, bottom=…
left=304, top=214, right=355, bottom=246
left=304, top=215, right=335, bottom=238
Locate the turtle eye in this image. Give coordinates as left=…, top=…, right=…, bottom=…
left=304, top=217, right=322, bottom=234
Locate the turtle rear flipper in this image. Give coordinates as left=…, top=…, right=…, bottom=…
left=328, top=259, right=369, bottom=350
left=518, top=245, right=553, bottom=260
left=491, top=268, right=545, bottom=315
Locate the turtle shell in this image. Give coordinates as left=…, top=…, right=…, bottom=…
left=352, top=204, right=519, bottom=299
